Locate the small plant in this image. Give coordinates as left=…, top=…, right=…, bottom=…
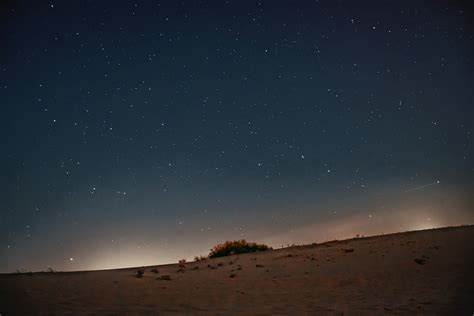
left=414, top=258, right=426, bottom=265
left=194, top=255, right=207, bottom=262
left=178, top=259, right=186, bottom=264
left=136, top=269, right=144, bottom=278
left=150, top=268, right=159, bottom=274
left=414, top=255, right=429, bottom=265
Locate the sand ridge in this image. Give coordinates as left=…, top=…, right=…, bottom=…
left=1, top=226, right=473, bottom=315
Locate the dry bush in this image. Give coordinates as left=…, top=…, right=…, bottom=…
left=209, top=240, right=271, bottom=258
left=194, top=255, right=208, bottom=262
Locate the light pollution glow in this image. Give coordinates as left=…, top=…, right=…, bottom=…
left=86, top=190, right=472, bottom=271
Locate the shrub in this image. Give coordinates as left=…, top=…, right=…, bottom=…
left=208, top=239, right=271, bottom=258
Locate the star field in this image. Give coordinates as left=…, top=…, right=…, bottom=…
left=0, top=0, right=473, bottom=272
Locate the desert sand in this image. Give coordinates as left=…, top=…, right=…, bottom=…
left=1, top=226, right=473, bottom=315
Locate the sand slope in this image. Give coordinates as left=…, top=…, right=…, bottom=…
left=1, top=226, right=473, bottom=315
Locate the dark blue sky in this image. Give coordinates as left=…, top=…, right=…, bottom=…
left=1, top=0, right=473, bottom=272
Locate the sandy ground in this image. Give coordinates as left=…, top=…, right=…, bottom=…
left=1, top=226, right=473, bottom=315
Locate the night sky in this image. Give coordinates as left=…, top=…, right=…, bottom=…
left=1, top=0, right=473, bottom=272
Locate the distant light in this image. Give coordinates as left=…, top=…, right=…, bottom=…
left=69, top=257, right=74, bottom=261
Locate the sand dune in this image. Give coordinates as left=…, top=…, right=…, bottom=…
left=1, top=226, right=473, bottom=315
